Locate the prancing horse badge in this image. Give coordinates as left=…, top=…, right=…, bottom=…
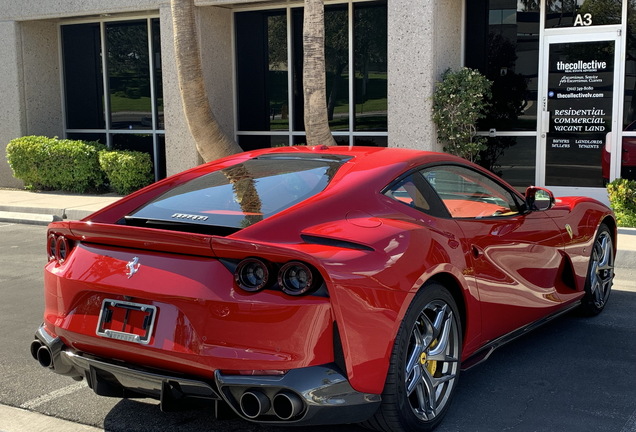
left=126, top=257, right=141, bottom=279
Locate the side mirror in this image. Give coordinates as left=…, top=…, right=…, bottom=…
left=525, top=186, right=555, bottom=211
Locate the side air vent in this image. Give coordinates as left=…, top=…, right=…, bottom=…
left=300, top=234, right=374, bottom=251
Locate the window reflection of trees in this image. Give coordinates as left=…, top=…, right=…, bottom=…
left=107, top=22, right=152, bottom=129
left=477, top=3, right=537, bottom=175
left=354, top=3, right=387, bottom=131
left=325, top=7, right=349, bottom=128
left=321, top=3, right=388, bottom=131
left=257, top=2, right=387, bottom=134
left=267, top=13, right=289, bottom=131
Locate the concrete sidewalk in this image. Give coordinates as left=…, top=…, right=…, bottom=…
left=0, top=187, right=635, bottom=251
left=0, top=188, right=121, bottom=224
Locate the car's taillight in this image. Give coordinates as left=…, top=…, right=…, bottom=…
left=47, top=234, right=74, bottom=264
left=47, top=234, right=57, bottom=261
left=278, top=261, right=318, bottom=296
left=56, top=236, right=70, bottom=263
left=235, top=258, right=271, bottom=292
left=234, top=258, right=322, bottom=296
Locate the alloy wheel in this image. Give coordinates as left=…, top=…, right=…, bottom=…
left=404, top=299, right=460, bottom=421
left=589, top=230, right=614, bottom=309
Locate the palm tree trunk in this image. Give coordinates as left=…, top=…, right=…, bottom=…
left=303, top=0, right=337, bottom=147
left=171, top=0, right=242, bottom=162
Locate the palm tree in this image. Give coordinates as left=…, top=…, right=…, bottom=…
left=303, top=0, right=337, bottom=147
left=171, top=0, right=242, bottom=161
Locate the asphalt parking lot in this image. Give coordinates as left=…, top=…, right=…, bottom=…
left=1, top=223, right=634, bottom=432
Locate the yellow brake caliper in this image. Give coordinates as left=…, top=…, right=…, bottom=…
left=421, top=340, right=438, bottom=376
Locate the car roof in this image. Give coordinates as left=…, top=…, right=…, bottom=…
left=85, top=146, right=474, bottom=225
left=230, top=145, right=465, bottom=180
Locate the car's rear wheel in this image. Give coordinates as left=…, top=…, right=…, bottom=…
left=580, top=223, right=614, bottom=316
left=364, top=283, right=462, bottom=432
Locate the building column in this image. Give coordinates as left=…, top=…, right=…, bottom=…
left=387, top=0, right=463, bottom=152
left=21, top=21, right=63, bottom=138
left=0, top=21, right=26, bottom=188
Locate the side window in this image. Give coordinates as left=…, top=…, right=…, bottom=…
left=421, top=165, right=522, bottom=219
left=384, top=175, right=431, bottom=213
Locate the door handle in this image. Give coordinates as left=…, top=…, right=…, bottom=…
left=542, top=111, right=550, bottom=133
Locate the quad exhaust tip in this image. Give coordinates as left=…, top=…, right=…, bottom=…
left=238, top=389, right=305, bottom=420
left=239, top=390, right=271, bottom=419
left=32, top=334, right=307, bottom=420
left=273, top=391, right=304, bottom=420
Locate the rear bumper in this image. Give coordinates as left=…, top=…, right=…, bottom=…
left=31, top=324, right=380, bottom=425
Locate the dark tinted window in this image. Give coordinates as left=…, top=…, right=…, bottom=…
left=62, top=23, right=104, bottom=129
left=234, top=1, right=387, bottom=149
left=62, top=18, right=164, bottom=182
left=128, top=155, right=349, bottom=232
left=466, top=0, right=540, bottom=132
left=107, top=21, right=152, bottom=130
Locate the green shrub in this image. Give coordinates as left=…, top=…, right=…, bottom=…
left=6, top=136, right=105, bottom=193
left=6, top=135, right=50, bottom=189
left=607, top=178, right=636, bottom=227
left=432, top=67, right=492, bottom=162
left=99, top=150, right=154, bottom=195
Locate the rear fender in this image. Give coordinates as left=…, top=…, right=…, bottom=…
left=547, top=198, right=616, bottom=290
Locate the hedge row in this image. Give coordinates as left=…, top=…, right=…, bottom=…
left=6, top=136, right=154, bottom=195
left=607, top=178, right=636, bottom=227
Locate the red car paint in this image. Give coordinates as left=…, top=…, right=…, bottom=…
left=34, top=146, right=616, bottom=429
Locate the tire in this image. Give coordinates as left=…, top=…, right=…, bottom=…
left=580, top=223, right=615, bottom=316
left=364, top=283, right=462, bottom=432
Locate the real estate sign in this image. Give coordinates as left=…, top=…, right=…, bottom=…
left=546, top=40, right=614, bottom=187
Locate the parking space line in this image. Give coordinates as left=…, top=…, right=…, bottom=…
left=19, top=382, right=87, bottom=410
left=621, top=407, right=636, bottom=432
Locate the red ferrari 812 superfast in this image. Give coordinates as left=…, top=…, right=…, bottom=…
left=31, top=146, right=616, bottom=431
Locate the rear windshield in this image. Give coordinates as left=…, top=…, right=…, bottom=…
left=126, top=154, right=349, bottom=234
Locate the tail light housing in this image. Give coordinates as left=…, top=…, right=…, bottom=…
left=47, top=233, right=74, bottom=264
left=56, top=236, right=70, bottom=263
left=47, top=234, right=57, bottom=261
left=278, top=261, right=318, bottom=296
left=235, top=258, right=271, bottom=292
left=234, top=258, right=322, bottom=296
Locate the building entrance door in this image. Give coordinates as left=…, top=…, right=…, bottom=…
left=538, top=31, right=622, bottom=202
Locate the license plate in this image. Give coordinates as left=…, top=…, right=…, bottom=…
left=96, top=299, right=157, bottom=345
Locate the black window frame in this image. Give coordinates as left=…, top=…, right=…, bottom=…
left=384, top=163, right=528, bottom=220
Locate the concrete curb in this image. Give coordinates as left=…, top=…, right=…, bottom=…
left=0, top=404, right=102, bottom=432
left=0, top=211, right=62, bottom=225
left=0, top=189, right=121, bottom=225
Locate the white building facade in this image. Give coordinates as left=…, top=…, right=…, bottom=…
left=0, top=0, right=633, bottom=203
